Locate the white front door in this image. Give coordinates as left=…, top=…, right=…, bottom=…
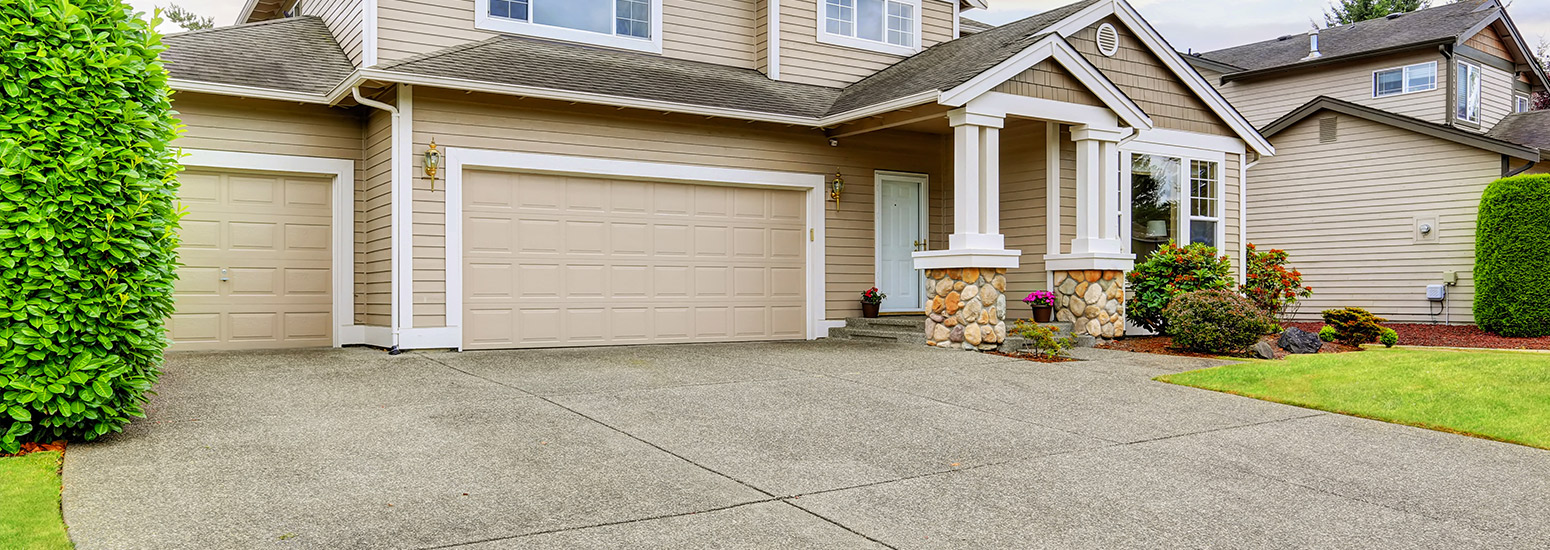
left=875, top=172, right=927, bottom=312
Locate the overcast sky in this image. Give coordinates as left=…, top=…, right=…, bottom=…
left=127, top=0, right=1547, bottom=54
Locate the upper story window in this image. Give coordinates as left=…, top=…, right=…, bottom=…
left=818, top=0, right=920, bottom=56
left=1456, top=60, right=1482, bottom=124
left=477, top=0, right=662, bottom=53
left=1372, top=62, right=1436, bottom=98
left=1517, top=95, right=1532, bottom=113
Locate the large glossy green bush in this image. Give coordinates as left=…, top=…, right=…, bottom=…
left=0, top=1, right=181, bottom=453
left=1126, top=242, right=1234, bottom=334
left=1164, top=289, right=1274, bottom=355
left=1475, top=175, right=1550, bottom=337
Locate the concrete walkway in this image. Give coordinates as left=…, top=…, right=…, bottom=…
left=62, top=342, right=1550, bottom=549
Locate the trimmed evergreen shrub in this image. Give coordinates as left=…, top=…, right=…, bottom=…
left=1474, top=175, right=1550, bottom=337
left=0, top=2, right=181, bottom=453
left=1126, top=242, right=1234, bottom=334
left=1322, top=307, right=1386, bottom=347
left=1318, top=326, right=1337, bottom=343
left=1164, top=289, right=1274, bottom=355
left=1011, top=320, right=1075, bottom=359
left=1379, top=327, right=1398, bottom=348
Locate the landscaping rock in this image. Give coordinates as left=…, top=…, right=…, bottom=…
left=1254, top=341, right=1278, bottom=360
left=1278, top=328, right=1322, bottom=354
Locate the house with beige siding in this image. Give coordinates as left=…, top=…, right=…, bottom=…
left=162, top=0, right=1270, bottom=352
left=1186, top=0, right=1548, bottom=324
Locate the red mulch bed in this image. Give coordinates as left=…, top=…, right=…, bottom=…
left=1285, top=322, right=1550, bottom=350
left=1, top=440, right=65, bottom=458
left=1099, top=335, right=1360, bottom=359
left=988, top=351, right=1079, bottom=363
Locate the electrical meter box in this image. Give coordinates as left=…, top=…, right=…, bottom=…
left=1427, top=284, right=1447, bottom=302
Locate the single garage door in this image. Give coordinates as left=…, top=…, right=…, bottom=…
left=169, top=170, right=334, bottom=351
left=462, top=170, right=806, bottom=349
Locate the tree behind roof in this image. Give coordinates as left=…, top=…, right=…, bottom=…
left=1324, top=0, right=1432, bottom=27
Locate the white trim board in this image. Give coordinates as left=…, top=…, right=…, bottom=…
left=767, top=0, right=781, bottom=79
left=441, top=148, right=830, bottom=351
left=943, top=36, right=1154, bottom=131
left=178, top=148, right=362, bottom=348
left=873, top=170, right=930, bottom=313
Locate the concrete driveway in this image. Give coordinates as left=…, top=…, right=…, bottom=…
left=62, top=342, right=1549, bottom=549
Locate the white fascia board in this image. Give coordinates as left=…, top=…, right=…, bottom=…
left=968, top=93, right=1120, bottom=128
left=1130, top=128, right=1246, bottom=155
left=939, top=37, right=1153, bottom=131
left=170, top=79, right=331, bottom=104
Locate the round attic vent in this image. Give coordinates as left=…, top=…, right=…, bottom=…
left=1096, top=23, right=1120, bottom=57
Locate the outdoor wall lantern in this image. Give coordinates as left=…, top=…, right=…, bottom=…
left=423, top=138, right=442, bottom=191
left=829, top=172, right=844, bottom=209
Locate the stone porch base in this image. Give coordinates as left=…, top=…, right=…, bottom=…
left=923, top=268, right=1008, bottom=350
left=1054, top=270, right=1125, bottom=339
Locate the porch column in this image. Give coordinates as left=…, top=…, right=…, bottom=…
left=1045, top=125, right=1135, bottom=340
left=913, top=108, right=1020, bottom=351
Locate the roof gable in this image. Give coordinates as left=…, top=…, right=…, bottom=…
left=1262, top=96, right=1537, bottom=160
left=1069, top=16, right=1234, bottom=136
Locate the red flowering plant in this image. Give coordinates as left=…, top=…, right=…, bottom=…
left=1126, top=241, right=1234, bottom=334
left=860, top=287, right=886, bottom=305
left=1022, top=291, right=1057, bottom=308
left=1243, top=244, right=1313, bottom=321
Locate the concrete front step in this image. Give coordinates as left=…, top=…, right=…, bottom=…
left=829, top=316, right=1098, bottom=350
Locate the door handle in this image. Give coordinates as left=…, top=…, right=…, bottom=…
left=913, top=240, right=927, bottom=251
left=220, top=268, right=230, bottom=282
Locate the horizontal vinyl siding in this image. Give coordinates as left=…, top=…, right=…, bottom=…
left=1247, top=114, right=1500, bottom=324
left=377, top=0, right=757, bottom=69
left=1215, top=50, right=1450, bottom=128
left=360, top=107, right=394, bottom=327
left=1477, top=63, right=1516, bottom=131
left=410, top=89, right=945, bottom=324
left=778, top=0, right=954, bottom=87
left=1000, top=120, right=1051, bottom=295
left=304, top=0, right=366, bottom=66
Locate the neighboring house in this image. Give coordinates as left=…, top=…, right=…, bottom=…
left=1186, top=0, right=1548, bottom=325
left=160, top=0, right=1271, bottom=352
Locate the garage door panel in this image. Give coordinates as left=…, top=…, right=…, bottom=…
left=170, top=170, right=333, bottom=351
left=463, top=170, right=806, bottom=349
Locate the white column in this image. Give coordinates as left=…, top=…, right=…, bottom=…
left=1068, top=125, right=1129, bottom=255
left=915, top=109, right=1019, bottom=270
left=952, top=121, right=982, bottom=238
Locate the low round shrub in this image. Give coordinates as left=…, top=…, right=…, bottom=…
left=1318, top=326, right=1338, bottom=343
left=1164, top=290, right=1274, bottom=354
left=1474, top=175, right=1550, bottom=337
left=1379, top=328, right=1398, bottom=348
left=1127, top=242, right=1235, bottom=335
left=1322, top=307, right=1387, bottom=347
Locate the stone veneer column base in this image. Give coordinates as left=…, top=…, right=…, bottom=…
left=1054, top=270, right=1125, bottom=338
left=924, top=268, right=1008, bottom=350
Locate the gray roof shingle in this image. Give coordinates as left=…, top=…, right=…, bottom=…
left=379, top=36, right=844, bottom=118
left=960, top=17, right=996, bottom=35
left=1486, top=110, right=1550, bottom=152
left=1196, top=0, right=1496, bottom=76
left=162, top=17, right=354, bottom=95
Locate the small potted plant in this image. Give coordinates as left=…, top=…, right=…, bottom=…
left=1023, top=291, right=1057, bottom=323
left=860, top=287, right=886, bottom=318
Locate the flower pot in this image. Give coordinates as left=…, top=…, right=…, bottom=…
left=861, top=302, right=881, bottom=318
left=1032, top=305, right=1053, bottom=323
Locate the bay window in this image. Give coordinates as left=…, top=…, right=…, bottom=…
left=479, top=0, right=661, bottom=52
left=820, top=0, right=920, bottom=55
left=1456, top=61, right=1482, bottom=124
left=1126, top=151, right=1222, bottom=261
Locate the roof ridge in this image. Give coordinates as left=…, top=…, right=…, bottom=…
left=1202, top=0, right=1492, bottom=58
left=163, top=15, right=320, bottom=39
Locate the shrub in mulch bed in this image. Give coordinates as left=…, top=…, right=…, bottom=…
left=1285, top=322, right=1550, bottom=350
left=989, top=351, right=1079, bottom=363
left=0, top=441, right=65, bottom=459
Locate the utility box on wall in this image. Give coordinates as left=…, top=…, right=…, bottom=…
left=1427, top=284, right=1447, bottom=302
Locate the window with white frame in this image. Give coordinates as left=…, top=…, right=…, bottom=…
left=1127, top=152, right=1222, bottom=260
left=479, top=0, right=660, bottom=52
left=1456, top=61, right=1483, bottom=124
left=1373, top=62, right=1436, bottom=97
left=1517, top=94, right=1532, bottom=113
left=820, top=0, right=919, bottom=55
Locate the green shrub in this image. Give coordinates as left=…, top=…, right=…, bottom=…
left=1126, top=242, right=1234, bottom=334
left=1163, top=290, right=1274, bottom=355
left=1243, top=244, right=1313, bottom=320
left=1319, top=326, right=1337, bottom=343
left=1475, top=175, right=1550, bottom=337
left=1322, top=307, right=1387, bottom=347
left=0, top=2, right=182, bottom=454
left=1012, top=320, right=1075, bottom=358
left=1379, top=328, right=1398, bottom=348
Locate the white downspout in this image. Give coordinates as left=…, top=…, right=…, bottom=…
left=352, top=87, right=403, bottom=351
left=1241, top=154, right=1260, bottom=286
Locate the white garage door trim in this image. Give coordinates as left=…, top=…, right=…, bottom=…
left=180, top=149, right=360, bottom=347
left=443, top=148, right=828, bottom=351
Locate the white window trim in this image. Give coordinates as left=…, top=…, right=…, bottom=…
left=474, top=0, right=664, bottom=54
left=872, top=170, right=930, bottom=313
left=1372, top=61, right=1437, bottom=98
left=816, top=0, right=923, bottom=57
left=442, top=148, right=830, bottom=351
left=1118, top=142, right=1227, bottom=257
left=1456, top=60, right=1484, bottom=124
left=1516, top=94, right=1532, bottom=113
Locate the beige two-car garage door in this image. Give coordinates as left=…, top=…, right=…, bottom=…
left=462, top=170, right=807, bottom=350
left=169, top=170, right=334, bottom=351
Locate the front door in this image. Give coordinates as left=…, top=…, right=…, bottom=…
left=875, top=172, right=927, bottom=312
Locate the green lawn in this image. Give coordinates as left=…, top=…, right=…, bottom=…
left=1158, top=348, right=1550, bottom=449
left=0, top=451, right=73, bottom=549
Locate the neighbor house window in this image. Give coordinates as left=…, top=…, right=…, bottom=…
left=820, top=0, right=919, bottom=55
left=1517, top=95, right=1532, bottom=113
left=1128, top=153, right=1222, bottom=260
left=1373, top=62, right=1436, bottom=97
left=1456, top=61, right=1483, bottom=124
left=478, top=0, right=661, bottom=52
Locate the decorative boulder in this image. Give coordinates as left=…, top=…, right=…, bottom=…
left=1253, top=341, right=1278, bottom=360
left=1277, top=328, right=1322, bottom=354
